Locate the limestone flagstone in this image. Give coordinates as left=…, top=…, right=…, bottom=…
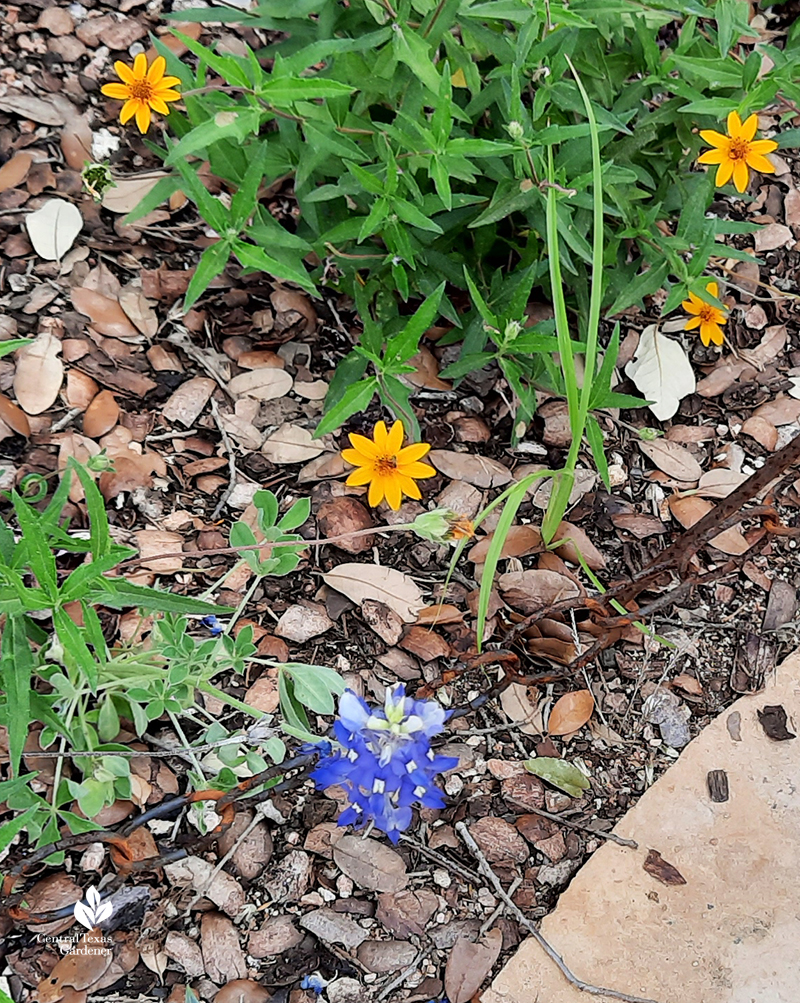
left=484, top=648, right=800, bottom=1003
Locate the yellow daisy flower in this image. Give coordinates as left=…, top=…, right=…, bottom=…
left=101, top=54, right=181, bottom=134
left=698, top=111, right=778, bottom=193
left=682, top=280, right=727, bottom=347
left=342, top=420, right=436, bottom=510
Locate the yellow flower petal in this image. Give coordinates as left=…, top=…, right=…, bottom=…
left=699, top=129, right=730, bottom=149
left=342, top=449, right=370, bottom=469
left=684, top=316, right=702, bottom=330
left=396, top=460, right=436, bottom=479
left=372, top=421, right=389, bottom=451
left=153, top=89, right=181, bottom=104
left=101, top=83, right=131, bottom=100
left=148, top=96, right=171, bottom=115
left=395, top=474, right=422, bottom=500
left=706, top=281, right=718, bottom=298
left=346, top=433, right=380, bottom=459
left=386, top=420, right=405, bottom=456
left=147, top=56, right=166, bottom=84
left=681, top=295, right=701, bottom=313
left=699, top=325, right=712, bottom=347
left=133, top=52, right=148, bottom=80
left=748, top=139, right=778, bottom=155
left=155, top=75, right=183, bottom=90
left=120, top=99, right=138, bottom=125
left=135, top=102, right=151, bottom=134
left=727, top=110, right=743, bottom=138
left=715, top=159, right=734, bottom=187
left=698, top=149, right=726, bottom=165
left=733, top=159, right=749, bottom=193
left=396, top=441, right=431, bottom=465
left=707, top=323, right=725, bottom=345
left=345, top=466, right=375, bottom=487
left=746, top=153, right=776, bottom=174
left=368, top=476, right=386, bottom=507
left=740, top=113, right=758, bottom=143
left=114, top=60, right=136, bottom=85
left=384, top=477, right=403, bottom=511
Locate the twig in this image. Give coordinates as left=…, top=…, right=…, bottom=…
left=399, top=833, right=483, bottom=886
left=209, top=398, right=240, bottom=521
left=522, top=806, right=638, bottom=850
left=455, top=822, right=663, bottom=1003
left=376, top=947, right=429, bottom=1001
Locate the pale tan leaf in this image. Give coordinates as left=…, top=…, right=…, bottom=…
left=118, top=284, right=159, bottom=338
left=26, top=198, right=83, bottom=261
left=624, top=324, right=695, bottom=421
left=405, top=346, right=452, bottom=390
left=0, top=94, right=67, bottom=125
left=333, top=835, right=408, bottom=892
left=739, top=325, right=786, bottom=369
left=639, top=439, right=702, bottom=482
left=498, top=569, right=580, bottom=613
left=13, top=333, right=64, bottom=415
left=499, top=681, right=541, bottom=736
left=65, top=370, right=100, bottom=411
left=102, top=172, right=170, bottom=214
left=468, top=524, right=541, bottom=564
left=322, top=563, right=424, bottom=623
left=554, top=520, right=606, bottom=570
left=228, top=367, right=293, bottom=401
left=71, top=288, right=142, bottom=341
left=261, top=423, right=324, bottom=464
left=428, top=449, right=512, bottom=488
left=547, top=689, right=595, bottom=736
left=445, top=929, right=503, bottom=1003
left=696, top=468, right=749, bottom=498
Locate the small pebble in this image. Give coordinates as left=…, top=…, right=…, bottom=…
left=433, top=868, right=451, bottom=889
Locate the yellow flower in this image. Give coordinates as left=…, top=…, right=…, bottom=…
left=698, top=111, right=778, bottom=193
left=342, top=420, right=436, bottom=510
left=682, top=280, right=727, bottom=347
left=101, top=54, right=181, bottom=134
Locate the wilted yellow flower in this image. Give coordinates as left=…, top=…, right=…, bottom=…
left=682, top=280, right=727, bottom=347
left=698, top=112, right=778, bottom=193
left=342, top=420, right=436, bottom=510
left=411, top=509, right=475, bottom=544
left=101, top=54, right=181, bottom=134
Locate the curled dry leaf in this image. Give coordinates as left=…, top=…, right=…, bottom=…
left=639, top=439, right=702, bottom=482
left=26, top=198, right=83, bottom=260
left=547, top=689, right=595, bottom=736
left=317, top=496, right=374, bottom=554
left=228, top=367, right=293, bottom=401
left=0, top=93, right=67, bottom=125
left=499, top=681, right=542, bottom=736
left=0, top=393, right=30, bottom=436
left=0, top=151, right=33, bottom=192
left=739, top=325, right=786, bottom=369
left=445, top=929, right=503, bottom=1003
left=270, top=287, right=317, bottom=335
left=71, top=288, right=142, bottom=342
left=428, top=449, right=512, bottom=488
left=696, top=468, right=748, bottom=499
left=83, top=390, right=119, bottom=438
left=118, top=285, right=159, bottom=338
left=643, top=848, right=687, bottom=887
left=214, top=980, right=271, bottom=1003
left=668, top=495, right=750, bottom=556
left=134, top=530, right=184, bottom=574
left=624, top=324, right=696, bottom=421
left=13, top=332, right=64, bottom=415
left=322, top=563, right=424, bottom=623
left=261, top=423, right=324, bottom=464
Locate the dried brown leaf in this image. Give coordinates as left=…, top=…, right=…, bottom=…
left=83, top=390, right=119, bottom=438
left=0, top=152, right=33, bottom=192
left=444, top=929, right=503, bottom=1003
left=668, top=495, right=750, bottom=556
left=322, top=563, right=423, bottom=623
left=643, top=848, right=687, bottom=886
left=228, top=367, right=293, bottom=401
left=333, top=834, right=408, bottom=892
left=13, top=332, right=63, bottom=415
left=639, top=439, right=702, bottom=482
left=428, top=449, right=512, bottom=488
left=71, top=288, right=141, bottom=341
left=547, top=689, right=594, bottom=735
left=0, top=393, right=30, bottom=436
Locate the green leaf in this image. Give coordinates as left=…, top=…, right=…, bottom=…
left=233, top=241, right=318, bottom=296
left=53, top=608, right=99, bottom=691
left=173, top=31, right=253, bottom=88
left=259, top=76, right=355, bottom=103
left=316, top=377, right=378, bottom=437
left=524, top=757, right=590, bottom=798
left=585, top=415, right=610, bottom=491
left=185, top=241, right=233, bottom=312
left=91, top=581, right=233, bottom=615
left=606, top=260, right=669, bottom=317
left=165, top=109, right=262, bottom=165
left=392, top=24, right=441, bottom=94
left=0, top=338, right=32, bottom=358
left=392, top=197, right=444, bottom=233
left=0, top=805, right=39, bottom=855
left=345, top=160, right=386, bottom=195
left=12, top=493, right=57, bottom=597
left=1, top=615, right=34, bottom=776
left=278, top=497, right=311, bottom=532
left=384, top=282, right=445, bottom=367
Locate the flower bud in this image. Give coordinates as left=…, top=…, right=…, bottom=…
left=411, top=508, right=474, bottom=544
left=506, top=120, right=525, bottom=140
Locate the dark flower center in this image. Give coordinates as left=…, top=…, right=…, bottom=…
left=376, top=454, right=398, bottom=474
left=728, top=138, right=749, bottom=161
left=129, top=80, right=154, bottom=102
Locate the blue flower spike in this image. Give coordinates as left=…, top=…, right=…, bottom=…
left=200, top=615, right=223, bottom=637
left=311, top=684, right=457, bottom=843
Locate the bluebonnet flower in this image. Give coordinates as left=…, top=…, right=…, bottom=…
left=300, top=973, right=327, bottom=993
left=200, top=615, right=223, bottom=637
left=311, top=684, right=457, bottom=844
